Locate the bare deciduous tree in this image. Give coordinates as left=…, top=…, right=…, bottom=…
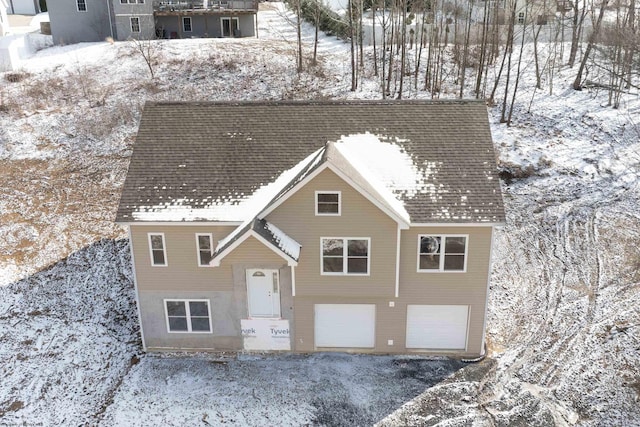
left=130, top=37, right=160, bottom=80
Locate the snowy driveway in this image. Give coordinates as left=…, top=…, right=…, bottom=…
left=100, top=352, right=464, bottom=426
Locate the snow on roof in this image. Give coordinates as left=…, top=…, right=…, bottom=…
left=332, top=133, right=440, bottom=223
left=262, top=221, right=301, bottom=261
left=132, top=147, right=324, bottom=222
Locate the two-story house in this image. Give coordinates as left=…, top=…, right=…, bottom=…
left=48, top=0, right=256, bottom=45
left=115, top=100, right=505, bottom=358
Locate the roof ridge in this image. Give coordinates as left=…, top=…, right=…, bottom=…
left=144, top=99, right=488, bottom=107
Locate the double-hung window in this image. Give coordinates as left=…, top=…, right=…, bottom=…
left=418, top=235, right=467, bottom=272
left=315, top=191, right=341, bottom=215
left=148, top=233, right=167, bottom=266
left=196, top=233, right=213, bottom=267
left=130, top=17, right=140, bottom=33
left=165, top=300, right=212, bottom=333
left=321, top=238, right=370, bottom=275
left=77, top=0, right=87, bottom=12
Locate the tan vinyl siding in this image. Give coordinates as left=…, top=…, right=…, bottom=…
left=265, top=168, right=398, bottom=298
left=222, top=237, right=287, bottom=266
left=131, top=225, right=237, bottom=292
left=132, top=225, right=293, bottom=351
left=398, top=226, right=493, bottom=354
left=292, top=226, right=493, bottom=356
left=294, top=297, right=480, bottom=356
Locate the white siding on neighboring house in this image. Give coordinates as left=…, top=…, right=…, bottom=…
left=7, top=0, right=39, bottom=15
left=0, top=0, right=8, bottom=36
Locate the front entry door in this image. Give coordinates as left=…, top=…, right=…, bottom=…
left=246, top=269, right=281, bottom=318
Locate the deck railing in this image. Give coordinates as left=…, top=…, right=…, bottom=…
left=153, top=0, right=258, bottom=12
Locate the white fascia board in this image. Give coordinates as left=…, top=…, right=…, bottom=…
left=258, top=163, right=330, bottom=219
left=119, top=221, right=244, bottom=227
left=250, top=231, right=299, bottom=266
left=410, top=222, right=505, bottom=227
left=258, top=162, right=410, bottom=230
left=211, top=230, right=298, bottom=267
left=210, top=230, right=252, bottom=266
left=326, top=164, right=410, bottom=229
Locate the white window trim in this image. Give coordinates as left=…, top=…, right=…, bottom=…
left=164, top=299, right=213, bottom=334
left=130, top=17, right=140, bottom=33
left=315, top=191, right=341, bottom=216
left=220, top=17, right=239, bottom=37
left=195, top=233, right=214, bottom=267
left=182, top=16, right=192, bottom=32
left=148, top=232, right=168, bottom=267
left=320, top=237, right=371, bottom=276
left=416, top=234, right=468, bottom=273
left=76, top=0, right=87, bottom=12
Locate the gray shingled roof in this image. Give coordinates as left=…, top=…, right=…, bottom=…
left=116, top=100, right=505, bottom=224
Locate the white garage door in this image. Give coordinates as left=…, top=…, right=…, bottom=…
left=406, top=305, right=469, bottom=350
left=315, top=304, right=375, bottom=348
left=12, top=1, right=37, bottom=14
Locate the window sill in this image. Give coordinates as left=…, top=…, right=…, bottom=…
left=321, top=272, right=370, bottom=277
left=416, top=269, right=467, bottom=273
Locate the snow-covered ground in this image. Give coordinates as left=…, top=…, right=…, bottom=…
left=101, top=353, right=463, bottom=426
left=1, top=2, right=639, bottom=425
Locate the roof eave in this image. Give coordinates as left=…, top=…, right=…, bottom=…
left=210, top=229, right=298, bottom=267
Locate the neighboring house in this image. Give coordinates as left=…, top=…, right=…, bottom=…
left=472, top=0, right=558, bottom=26
left=48, top=0, right=256, bottom=45
left=5, top=0, right=43, bottom=15
left=116, top=100, right=505, bottom=358
left=0, top=0, right=8, bottom=36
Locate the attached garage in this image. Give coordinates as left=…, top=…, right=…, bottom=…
left=406, top=305, right=469, bottom=350
left=314, top=304, right=375, bottom=348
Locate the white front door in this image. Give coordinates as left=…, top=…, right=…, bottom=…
left=246, top=269, right=281, bottom=318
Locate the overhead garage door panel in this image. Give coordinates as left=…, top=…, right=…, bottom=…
left=406, top=305, right=468, bottom=350
left=315, top=304, right=375, bottom=348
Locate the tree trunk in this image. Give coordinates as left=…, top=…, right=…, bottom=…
left=459, top=0, right=473, bottom=98
left=373, top=2, right=379, bottom=77
left=313, top=0, right=319, bottom=65
left=296, top=0, right=303, bottom=72
left=573, top=0, right=610, bottom=90
left=349, top=0, right=357, bottom=91
left=398, top=0, right=407, bottom=98
left=475, top=0, right=490, bottom=97
left=500, top=1, right=516, bottom=120
left=507, top=4, right=529, bottom=125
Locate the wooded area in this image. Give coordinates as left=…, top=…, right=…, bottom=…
left=290, top=0, right=639, bottom=121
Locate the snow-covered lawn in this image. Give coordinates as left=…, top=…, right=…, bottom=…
left=101, top=353, right=463, bottom=426
left=0, top=239, right=138, bottom=425
left=0, top=1, right=639, bottom=426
